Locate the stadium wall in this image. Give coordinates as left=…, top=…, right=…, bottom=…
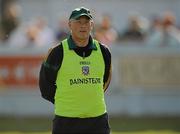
left=0, top=45, right=180, bottom=117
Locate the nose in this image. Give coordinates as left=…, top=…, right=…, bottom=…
left=81, top=22, right=87, bottom=27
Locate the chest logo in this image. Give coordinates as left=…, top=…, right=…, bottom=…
left=82, top=66, right=89, bottom=76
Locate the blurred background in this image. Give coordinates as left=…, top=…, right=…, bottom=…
left=0, top=0, right=180, bottom=134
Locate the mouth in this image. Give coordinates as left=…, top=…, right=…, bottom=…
left=79, top=30, right=87, bottom=33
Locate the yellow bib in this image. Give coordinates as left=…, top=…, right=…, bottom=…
left=55, top=39, right=106, bottom=118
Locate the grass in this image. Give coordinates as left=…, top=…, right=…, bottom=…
left=109, top=117, right=180, bottom=132
left=0, top=131, right=180, bottom=134
left=0, top=116, right=180, bottom=134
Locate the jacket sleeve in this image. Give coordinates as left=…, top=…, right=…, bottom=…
left=99, top=43, right=112, bottom=92
left=39, top=45, right=63, bottom=104
left=39, top=63, right=57, bottom=103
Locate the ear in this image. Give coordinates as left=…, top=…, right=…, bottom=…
left=68, top=21, right=72, bottom=29
left=90, top=21, right=94, bottom=30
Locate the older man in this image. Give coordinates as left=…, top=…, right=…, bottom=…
left=39, top=7, right=112, bottom=134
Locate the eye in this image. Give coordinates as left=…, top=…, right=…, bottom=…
left=75, top=20, right=81, bottom=24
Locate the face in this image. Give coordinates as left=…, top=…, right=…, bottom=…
left=69, top=16, right=93, bottom=40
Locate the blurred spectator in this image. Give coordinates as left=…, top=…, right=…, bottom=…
left=7, top=22, right=39, bottom=48
left=0, top=1, right=21, bottom=42
left=55, top=18, right=69, bottom=42
left=8, top=17, right=55, bottom=48
left=147, top=12, right=180, bottom=47
left=121, top=15, right=147, bottom=41
left=149, top=15, right=162, bottom=34
left=94, top=14, right=118, bottom=45
left=34, top=17, right=55, bottom=47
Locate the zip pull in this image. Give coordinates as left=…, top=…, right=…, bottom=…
left=83, top=51, right=85, bottom=59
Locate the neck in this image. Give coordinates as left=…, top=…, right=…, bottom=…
left=71, top=35, right=89, bottom=47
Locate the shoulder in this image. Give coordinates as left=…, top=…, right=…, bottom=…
left=45, top=43, right=63, bottom=63
left=98, top=42, right=111, bottom=59
left=49, top=43, right=63, bottom=54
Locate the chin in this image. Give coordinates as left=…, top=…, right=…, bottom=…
left=79, top=35, right=89, bottom=39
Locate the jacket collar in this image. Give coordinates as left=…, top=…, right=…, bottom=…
left=67, top=35, right=97, bottom=50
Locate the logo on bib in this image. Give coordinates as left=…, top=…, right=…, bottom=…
left=82, top=66, right=89, bottom=75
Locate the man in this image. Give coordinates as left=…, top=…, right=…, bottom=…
left=39, top=7, right=112, bottom=134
